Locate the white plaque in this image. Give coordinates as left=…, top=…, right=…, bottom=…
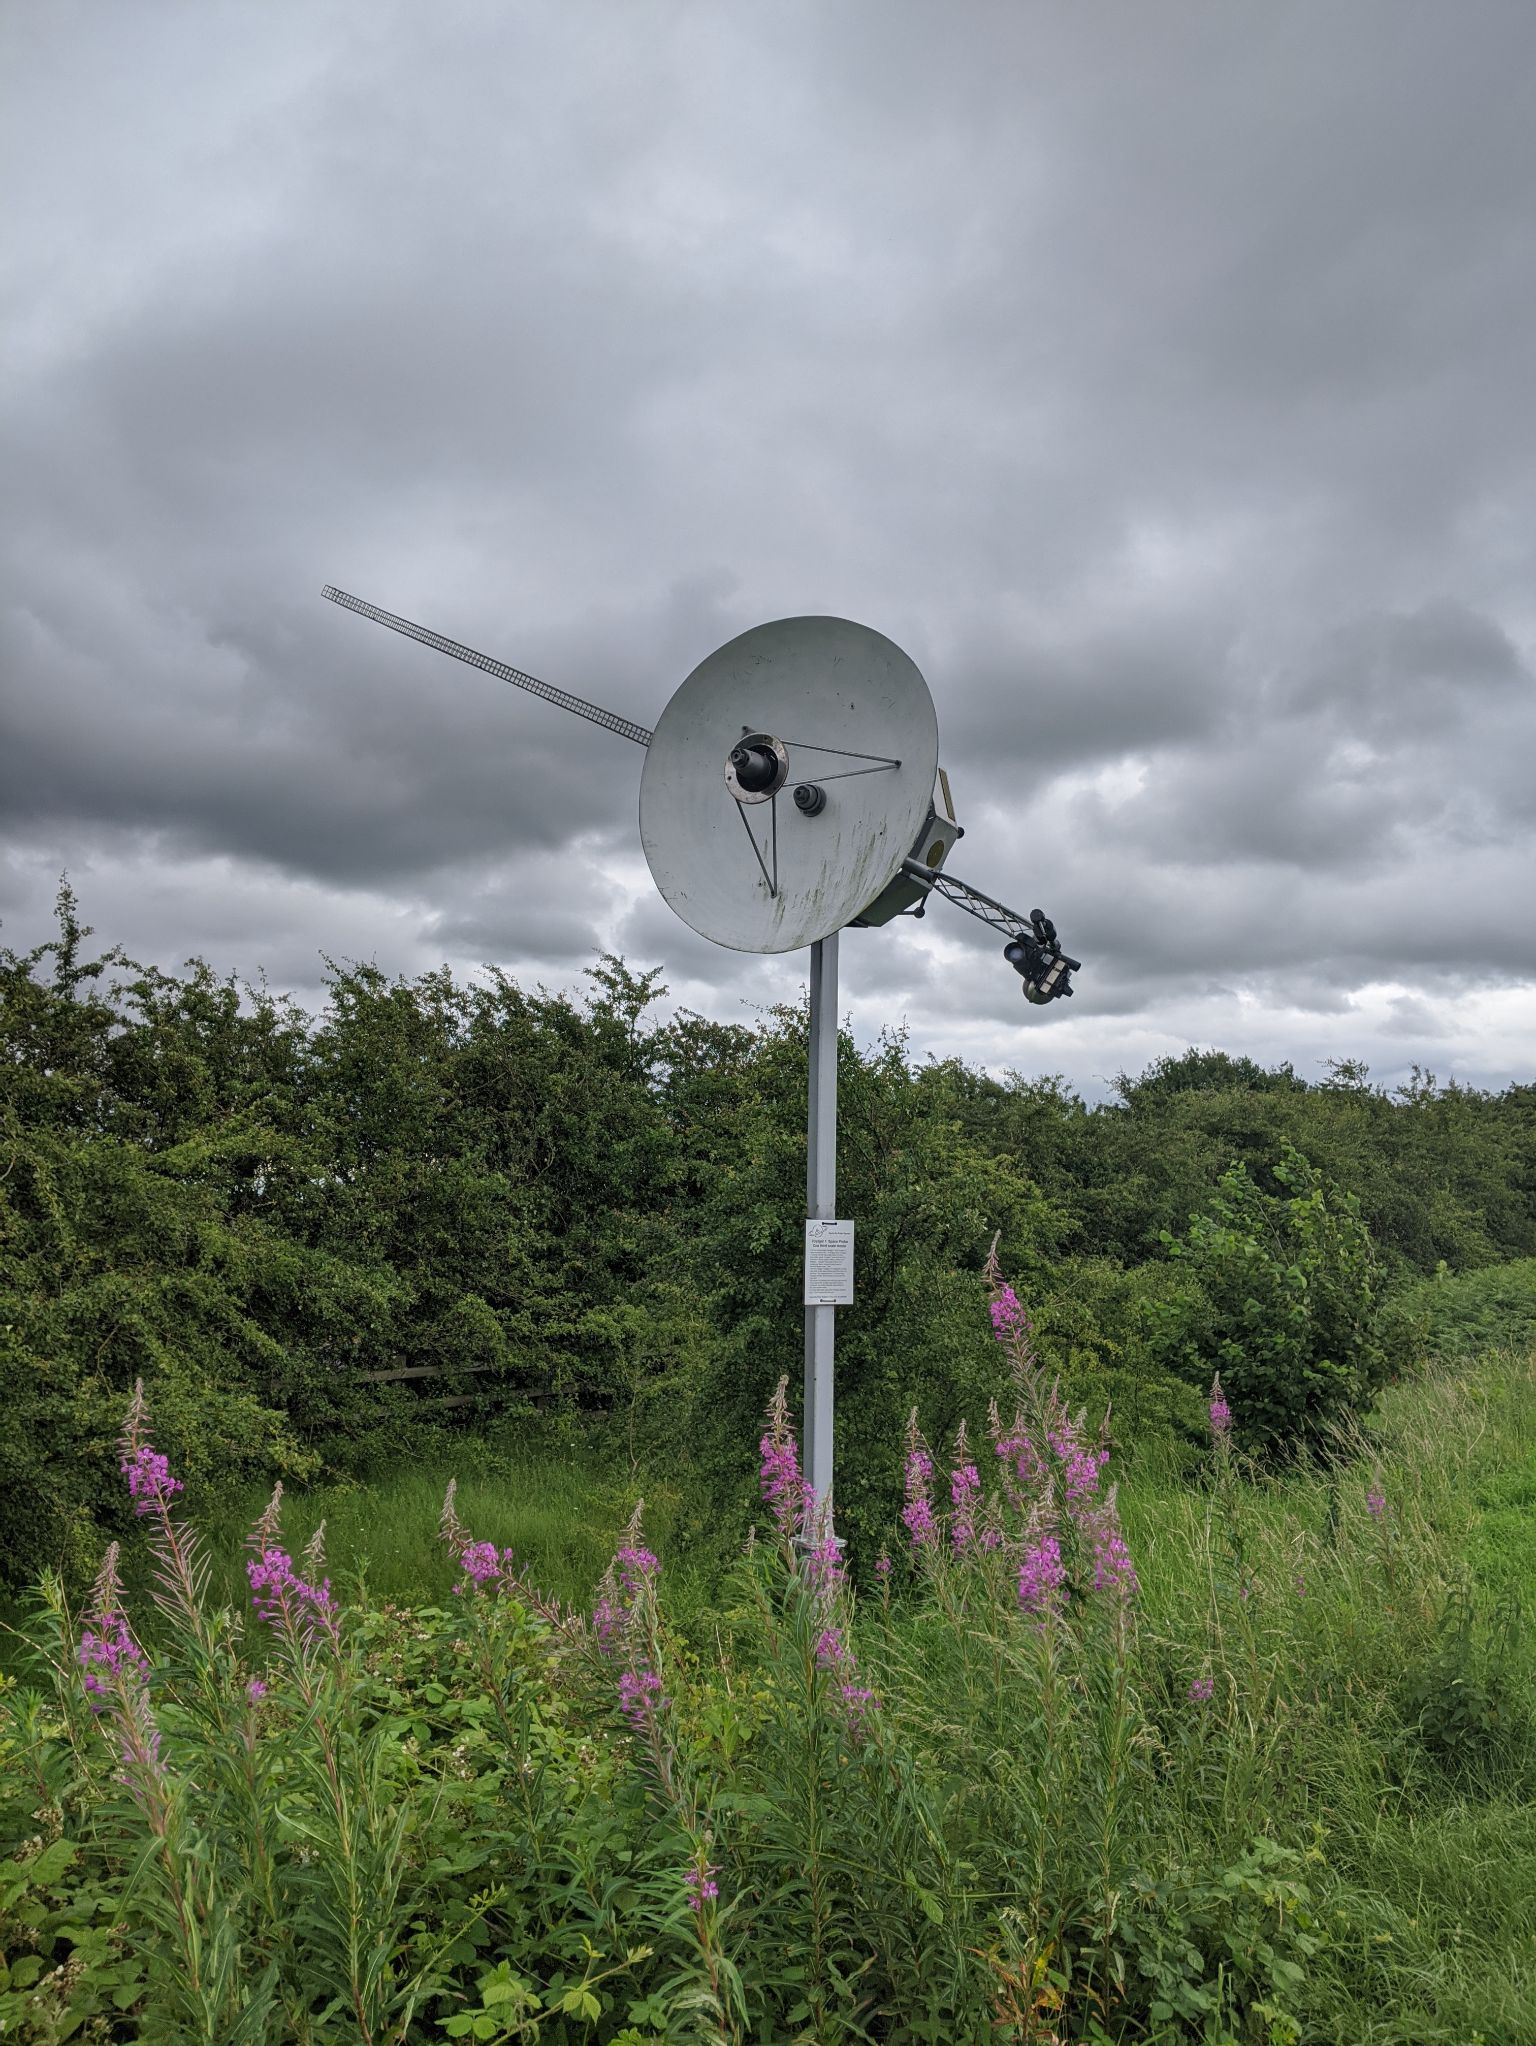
left=804, top=1219, right=855, bottom=1306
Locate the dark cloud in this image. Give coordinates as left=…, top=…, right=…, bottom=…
left=3, top=0, right=1534, bottom=1098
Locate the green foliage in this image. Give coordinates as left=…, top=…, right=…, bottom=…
left=1398, top=1587, right=1531, bottom=1788
left=1143, top=1146, right=1393, bottom=1456
left=8, top=1349, right=1536, bottom=2043
left=1116, top=1836, right=1321, bottom=2039
left=1397, top=1256, right=1536, bottom=1361
left=5, top=885, right=1536, bottom=1587
left=669, top=1009, right=1078, bottom=1565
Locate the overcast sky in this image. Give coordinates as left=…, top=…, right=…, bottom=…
left=4, top=1, right=1534, bottom=1098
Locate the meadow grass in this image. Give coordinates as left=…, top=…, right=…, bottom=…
left=201, top=1349, right=1534, bottom=2038
left=6, top=1350, right=1534, bottom=2041
left=181, top=1421, right=721, bottom=1628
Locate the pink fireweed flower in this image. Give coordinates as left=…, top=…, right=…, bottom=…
left=1208, top=1374, right=1232, bottom=1442
left=984, top=1245, right=1039, bottom=1371
left=78, top=1542, right=148, bottom=1714
left=841, top=1683, right=879, bottom=1736
left=814, top=1625, right=847, bottom=1671
left=996, top=1425, right=1046, bottom=1499
left=246, top=1677, right=268, bottom=1703
left=591, top=1586, right=623, bottom=1648
left=804, top=1531, right=847, bottom=1595
left=874, top=1548, right=892, bottom=1579
left=618, top=1666, right=666, bottom=1728
left=1047, top=1408, right=1108, bottom=1507
left=79, top=1612, right=149, bottom=1712
left=1017, top=1533, right=1066, bottom=1617
left=454, top=1540, right=517, bottom=1596
left=760, top=1375, right=808, bottom=1540
left=902, top=1410, right=937, bottom=1551
left=590, top=1503, right=658, bottom=1653
left=684, top=1865, right=720, bottom=1912
left=117, top=1382, right=184, bottom=1521
left=1188, top=1675, right=1214, bottom=1704
left=78, top=1541, right=169, bottom=1820
left=989, top=1284, right=1030, bottom=1340
left=247, top=1547, right=339, bottom=1647
left=1086, top=1496, right=1139, bottom=1602
left=1366, top=1489, right=1386, bottom=1520
left=120, top=1445, right=184, bottom=1517
left=616, top=1544, right=659, bottom=1594
left=949, top=1420, right=980, bottom=1552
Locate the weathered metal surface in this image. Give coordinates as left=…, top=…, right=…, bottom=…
left=639, top=616, right=938, bottom=953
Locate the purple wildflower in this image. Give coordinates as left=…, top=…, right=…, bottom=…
left=78, top=1543, right=148, bottom=1714
left=840, top=1683, right=879, bottom=1736
left=247, top=1547, right=339, bottom=1648
left=591, top=1586, right=623, bottom=1647
left=79, top=1612, right=149, bottom=1712
left=1366, top=1489, right=1386, bottom=1520
left=1017, top=1533, right=1066, bottom=1617
left=1087, top=1497, right=1139, bottom=1602
left=618, top=1667, right=666, bottom=1728
left=989, top=1284, right=1030, bottom=1340
left=456, top=1540, right=506, bottom=1592
left=1188, top=1675, right=1214, bottom=1704
left=616, top=1544, right=660, bottom=1595
left=760, top=1375, right=807, bottom=1540
left=589, top=1504, right=658, bottom=1654
left=805, top=1531, right=847, bottom=1595
left=1051, top=1424, right=1107, bottom=1506
left=874, top=1550, right=892, bottom=1579
left=246, top=1677, right=268, bottom=1703
left=1209, top=1374, right=1232, bottom=1442
left=949, top=1421, right=980, bottom=1553
left=684, top=1865, right=720, bottom=1912
left=902, top=1411, right=937, bottom=1551
left=120, top=1444, right=184, bottom=1517
left=984, top=1247, right=1038, bottom=1370
left=77, top=1542, right=169, bottom=1820
left=814, top=1625, right=847, bottom=1671
left=995, top=1425, right=1046, bottom=1498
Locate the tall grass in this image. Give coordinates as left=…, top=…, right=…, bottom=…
left=3, top=1326, right=1534, bottom=2042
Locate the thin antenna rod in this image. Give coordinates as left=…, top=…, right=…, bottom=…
left=322, top=586, right=654, bottom=748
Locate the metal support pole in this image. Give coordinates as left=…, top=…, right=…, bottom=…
left=803, top=931, right=839, bottom=1536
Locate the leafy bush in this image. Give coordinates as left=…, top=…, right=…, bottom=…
left=1398, top=1586, right=1531, bottom=1788
left=1142, top=1144, right=1394, bottom=1456
left=1396, top=1257, right=1536, bottom=1361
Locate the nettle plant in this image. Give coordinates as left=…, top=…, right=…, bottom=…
left=4, top=1257, right=1322, bottom=2044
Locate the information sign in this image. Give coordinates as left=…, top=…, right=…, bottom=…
left=804, top=1219, right=855, bottom=1306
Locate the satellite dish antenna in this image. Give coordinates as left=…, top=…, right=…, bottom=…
left=640, top=615, right=938, bottom=952
left=321, top=584, right=1080, bottom=1538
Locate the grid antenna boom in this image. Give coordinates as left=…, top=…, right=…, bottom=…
left=321, top=586, right=654, bottom=747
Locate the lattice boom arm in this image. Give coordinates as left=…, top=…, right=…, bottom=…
left=901, top=858, right=1081, bottom=1003
left=322, top=586, right=654, bottom=747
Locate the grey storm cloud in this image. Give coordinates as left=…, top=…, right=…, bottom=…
left=3, top=0, right=1535, bottom=1096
